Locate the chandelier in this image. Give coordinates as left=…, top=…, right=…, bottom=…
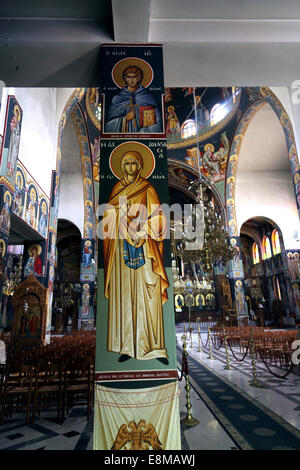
left=171, top=88, right=235, bottom=295
left=2, top=255, right=23, bottom=296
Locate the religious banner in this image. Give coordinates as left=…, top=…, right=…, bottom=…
left=94, top=382, right=180, bottom=450
left=94, top=44, right=180, bottom=450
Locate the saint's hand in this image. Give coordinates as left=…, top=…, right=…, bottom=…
left=126, top=110, right=136, bottom=122
left=133, top=230, right=147, bottom=244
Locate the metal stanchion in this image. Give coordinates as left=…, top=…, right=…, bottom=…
left=197, top=320, right=202, bottom=353
left=188, top=307, right=192, bottom=339
left=249, top=327, right=265, bottom=388
left=223, top=327, right=233, bottom=370
left=181, top=335, right=199, bottom=428
left=207, top=326, right=215, bottom=360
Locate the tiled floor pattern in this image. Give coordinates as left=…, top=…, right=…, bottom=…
left=0, top=324, right=299, bottom=450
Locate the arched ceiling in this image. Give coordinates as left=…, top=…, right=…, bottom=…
left=58, top=114, right=84, bottom=235
left=238, top=102, right=289, bottom=172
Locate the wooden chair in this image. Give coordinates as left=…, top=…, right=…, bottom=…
left=61, top=357, right=93, bottom=423
left=31, top=360, right=64, bottom=424
left=0, top=363, right=35, bottom=424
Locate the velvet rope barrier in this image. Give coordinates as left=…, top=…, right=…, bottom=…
left=200, top=330, right=209, bottom=348
left=227, top=338, right=250, bottom=362
left=211, top=333, right=223, bottom=350
left=257, top=348, right=294, bottom=379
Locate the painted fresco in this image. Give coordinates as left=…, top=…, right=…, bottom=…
left=0, top=96, right=22, bottom=184
left=80, top=239, right=95, bottom=282
left=165, top=87, right=247, bottom=187
left=13, top=166, right=26, bottom=217
left=23, top=241, right=46, bottom=279
left=94, top=44, right=180, bottom=451
left=38, top=197, right=49, bottom=238
left=102, top=53, right=165, bottom=138
left=71, top=105, right=95, bottom=239
left=101, top=141, right=169, bottom=361
left=0, top=188, right=12, bottom=235
left=49, top=171, right=60, bottom=230
left=11, top=162, right=50, bottom=239
left=79, top=281, right=94, bottom=318
left=81, top=89, right=101, bottom=201
left=25, top=183, right=38, bottom=230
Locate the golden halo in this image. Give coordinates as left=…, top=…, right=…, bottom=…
left=14, top=105, right=21, bottom=121
left=30, top=187, right=37, bottom=203
left=109, top=142, right=155, bottom=180
left=227, top=176, right=235, bottom=184
left=28, top=243, right=42, bottom=256
left=15, top=170, right=24, bottom=189
left=112, top=57, right=154, bottom=89
left=168, top=106, right=175, bottom=112
left=294, top=173, right=300, bottom=184
left=195, top=95, right=201, bottom=104
left=204, top=143, right=215, bottom=152
left=0, top=239, right=6, bottom=257
left=83, top=283, right=89, bottom=290
left=236, top=280, right=242, bottom=287
left=41, top=201, right=47, bottom=214
left=292, top=283, right=299, bottom=290
left=85, top=240, right=91, bottom=246
left=49, top=266, right=54, bottom=279
left=230, top=238, right=237, bottom=246
left=3, top=191, right=12, bottom=206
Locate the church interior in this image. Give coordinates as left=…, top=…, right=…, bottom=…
left=0, top=0, right=300, bottom=452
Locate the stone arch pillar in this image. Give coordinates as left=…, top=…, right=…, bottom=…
left=225, top=88, right=300, bottom=324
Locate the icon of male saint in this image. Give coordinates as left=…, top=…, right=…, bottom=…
left=105, top=63, right=162, bottom=134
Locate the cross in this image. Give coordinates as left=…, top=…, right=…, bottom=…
left=125, top=97, right=139, bottom=128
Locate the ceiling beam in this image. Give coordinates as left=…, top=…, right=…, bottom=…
left=111, top=0, right=151, bottom=43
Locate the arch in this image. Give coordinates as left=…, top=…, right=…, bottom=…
left=181, top=119, right=197, bottom=139
left=262, top=235, right=272, bottom=260
left=271, top=228, right=281, bottom=255
left=168, top=158, right=228, bottom=225
left=225, top=87, right=300, bottom=237
left=252, top=242, right=260, bottom=265
left=70, top=103, right=95, bottom=239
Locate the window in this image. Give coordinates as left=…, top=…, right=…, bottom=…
left=181, top=119, right=197, bottom=139
left=271, top=229, right=281, bottom=255
left=252, top=242, right=260, bottom=265
left=210, top=103, right=226, bottom=126
left=262, top=236, right=272, bottom=260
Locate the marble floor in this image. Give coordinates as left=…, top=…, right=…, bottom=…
left=0, top=324, right=299, bottom=451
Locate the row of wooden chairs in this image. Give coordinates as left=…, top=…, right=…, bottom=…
left=0, top=332, right=96, bottom=425
left=211, top=326, right=298, bottom=368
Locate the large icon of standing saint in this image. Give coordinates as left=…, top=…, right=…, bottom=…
left=104, top=58, right=163, bottom=134
left=102, top=142, right=169, bottom=363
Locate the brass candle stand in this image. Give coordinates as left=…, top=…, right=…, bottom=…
left=181, top=335, right=199, bottom=428
left=223, top=327, right=233, bottom=370
left=249, top=327, right=265, bottom=388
